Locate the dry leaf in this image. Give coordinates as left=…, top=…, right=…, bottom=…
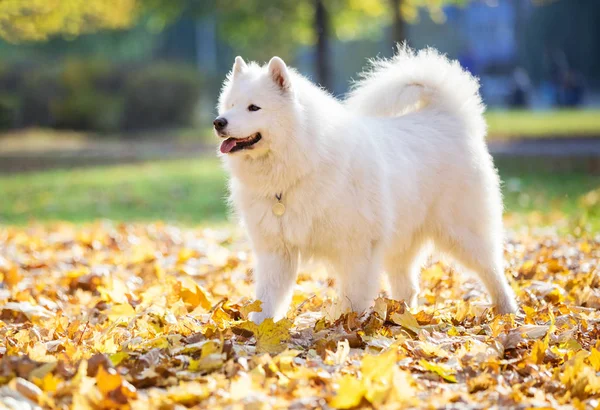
left=239, top=318, right=292, bottom=355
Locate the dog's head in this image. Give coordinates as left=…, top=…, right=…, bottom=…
left=215, top=56, right=297, bottom=158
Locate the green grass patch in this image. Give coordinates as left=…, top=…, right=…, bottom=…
left=0, top=158, right=229, bottom=225
left=1, top=157, right=599, bottom=231
left=486, top=109, right=600, bottom=140
left=501, top=171, right=600, bottom=232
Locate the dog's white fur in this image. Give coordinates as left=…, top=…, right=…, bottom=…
left=217, top=46, right=518, bottom=323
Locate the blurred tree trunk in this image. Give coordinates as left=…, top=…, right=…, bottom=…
left=390, top=0, right=405, bottom=47
left=314, top=0, right=331, bottom=89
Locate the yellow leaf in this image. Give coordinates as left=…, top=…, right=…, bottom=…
left=201, top=340, right=221, bottom=358
left=522, top=305, right=536, bottom=323
left=546, top=259, right=563, bottom=273
left=417, top=341, right=450, bottom=359
left=239, top=318, right=292, bottom=355
left=33, top=372, right=62, bottom=393
left=389, top=368, right=417, bottom=404
left=188, top=354, right=224, bottom=373
left=167, top=381, right=212, bottom=405
left=177, top=248, right=198, bottom=263
left=530, top=339, right=547, bottom=365
left=97, top=278, right=129, bottom=304
left=448, top=326, right=459, bottom=336
left=330, top=374, right=366, bottom=409
left=95, top=338, right=119, bottom=354
left=137, top=335, right=171, bottom=350
left=454, top=302, right=474, bottom=323
left=239, top=300, right=262, bottom=319
left=314, top=317, right=329, bottom=332
left=361, top=349, right=396, bottom=381
left=390, top=311, right=420, bottom=333
left=4, top=266, right=21, bottom=288
left=96, top=366, right=122, bottom=395
left=519, top=260, right=536, bottom=277
left=274, top=349, right=301, bottom=375
left=106, top=303, right=135, bottom=322
left=28, top=342, right=56, bottom=362
left=179, top=277, right=212, bottom=311
left=560, top=351, right=600, bottom=399
left=546, top=288, right=564, bottom=303
left=560, top=339, right=582, bottom=353
left=183, top=340, right=225, bottom=372
left=589, top=348, right=600, bottom=372
left=419, top=359, right=457, bottom=383
left=210, top=306, right=235, bottom=328
left=580, top=241, right=591, bottom=254
left=109, top=352, right=129, bottom=366
left=362, top=349, right=397, bottom=404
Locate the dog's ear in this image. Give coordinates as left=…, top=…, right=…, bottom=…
left=232, top=56, right=247, bottom=78
left=267, top=57, right=291, bottom=91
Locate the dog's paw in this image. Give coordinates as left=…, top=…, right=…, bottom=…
left=248, top=311, right=268, bottom=324
left=495, top=297, right=519, bottom=315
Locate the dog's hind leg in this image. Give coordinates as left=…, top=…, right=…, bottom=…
left=249, top=248, right=299, bottom=324
left=434, top=226, right=518, bottom=314
left=432, top=168, right=518, bottom=314
left=333, top=241, right=384, bottom=315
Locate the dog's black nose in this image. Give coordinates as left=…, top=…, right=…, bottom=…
left=213, top=117, right=228, bottom=131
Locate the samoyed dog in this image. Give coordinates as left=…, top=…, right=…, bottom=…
left=215, top=46, right=518, bottom=324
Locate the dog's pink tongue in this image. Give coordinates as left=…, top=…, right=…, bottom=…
left=220, top=138, right=237, bottom=154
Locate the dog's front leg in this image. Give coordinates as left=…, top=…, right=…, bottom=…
left=249, top=247, right=298, bottom=324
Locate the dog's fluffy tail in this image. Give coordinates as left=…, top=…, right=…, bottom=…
left=346, top=45, right=485, bottom=134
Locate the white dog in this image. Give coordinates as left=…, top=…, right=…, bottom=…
left=215, top=46, right=518, bottom=324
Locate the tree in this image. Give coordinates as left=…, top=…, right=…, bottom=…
left=390, top=0, right=405, bottom=46
left=319, top=0, right=470, bottom=88
left=0, top=0, right=470, bottom=90
left=315, top=0, right=331, bottom=88
left=0, top=0, right=138, bottom=43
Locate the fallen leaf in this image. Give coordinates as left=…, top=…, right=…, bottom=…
left=239, top=318, right=293, bottom=355
left=390, top=310, right=420, bottom=334
left=96, top=366, right=122, bottom=395
left=330, top=374, right=365, bottom=409
left=419, top=359, right=457, bottom=383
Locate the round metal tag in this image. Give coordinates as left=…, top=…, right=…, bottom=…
left=272, top=202, right=286, bottom=216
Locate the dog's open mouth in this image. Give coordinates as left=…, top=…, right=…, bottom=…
left=220, top=133, right=262, bottom=154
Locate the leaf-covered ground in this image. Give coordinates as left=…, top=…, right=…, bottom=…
left=1, top=223, right=600, bottom=409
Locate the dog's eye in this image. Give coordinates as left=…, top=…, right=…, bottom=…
left=248, top=104, right=261, bottom=112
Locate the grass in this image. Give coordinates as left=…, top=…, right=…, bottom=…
left=485, top=109, right=600, bottom=140
left=501, top=171, right=600, bottom=232
left=1, top=157, right=599, bottom=230
left=0, top=158, right=228, bottom=225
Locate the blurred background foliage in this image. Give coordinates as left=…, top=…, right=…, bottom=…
left=0, top=0, right=599, bottom=229
left=0, top=0, right=598, bottom=134
left=0, top=0, right=138, bottom=42
left=0, top=59, right=201, bottom=132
